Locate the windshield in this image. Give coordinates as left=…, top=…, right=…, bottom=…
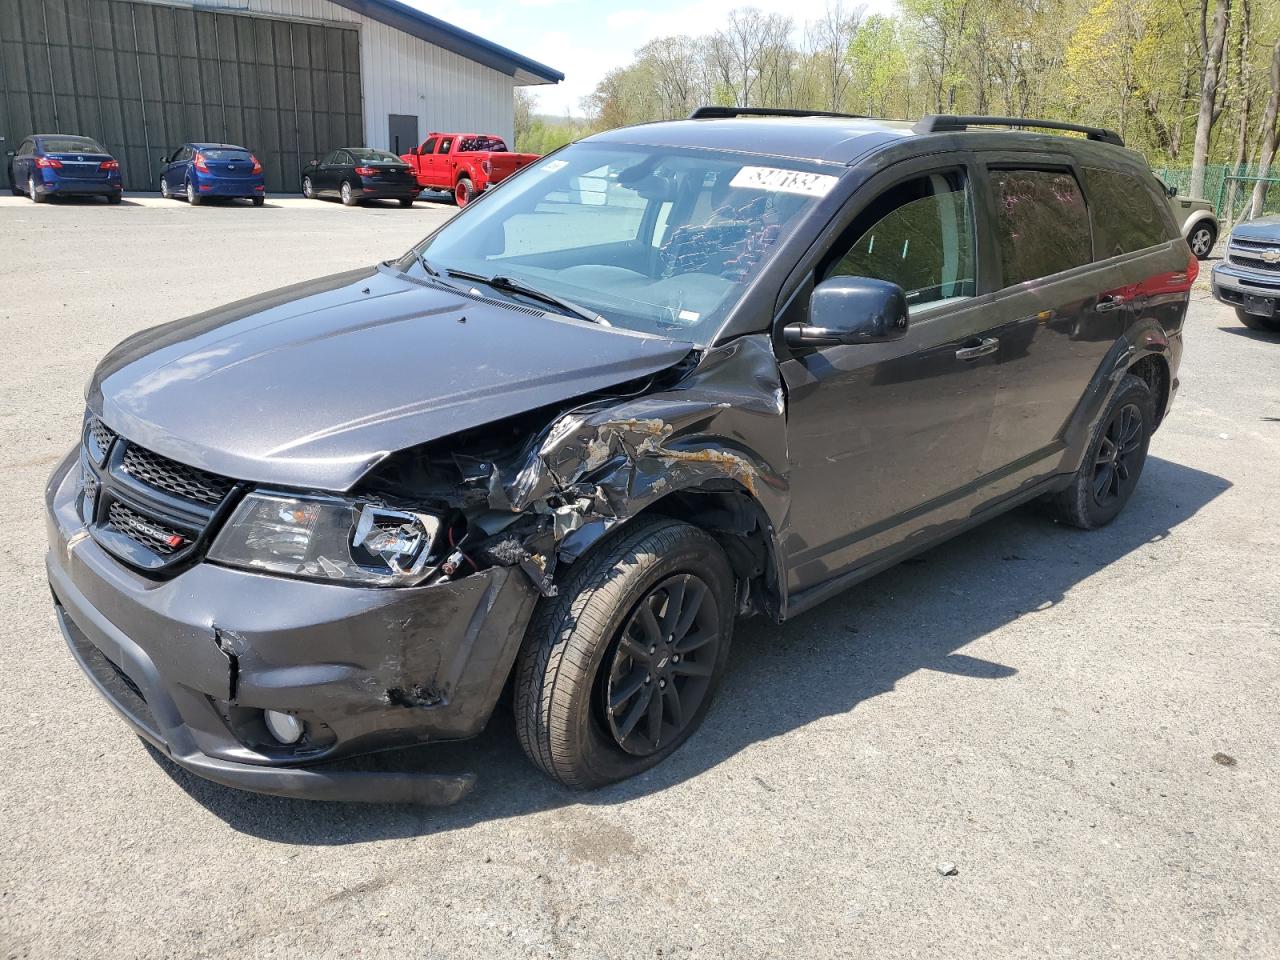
left=350, top=149, right=403, bottom=163
left=41, top=137, right=106, bottom=154
left=403, top=142, right=840, bottom=344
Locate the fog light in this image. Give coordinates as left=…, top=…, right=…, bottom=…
left=264, top=710, right=304, bottom=744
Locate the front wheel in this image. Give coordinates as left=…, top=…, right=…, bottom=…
left=454, top=176, right=473, bottom=206
left=1236, top=308, right=1280, bottom=333
left=1049, top=373, right=1155, bottom=529
left=340, top=180, right=357, bottom=206
left=159, top=177, right=171, bottom=199
left=302, top=176, right=315, bottom=199
left=1187, top=222, right=1216, bottom=260
left=514, top=517, right=735, bottom=789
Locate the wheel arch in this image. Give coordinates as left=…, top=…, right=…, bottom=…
left=558, top=481, right=785, bottom=623
left=1126, top=351, right=1170, bottom=429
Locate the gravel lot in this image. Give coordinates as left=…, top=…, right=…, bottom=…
left=1, top=194, right=1277, bottom=960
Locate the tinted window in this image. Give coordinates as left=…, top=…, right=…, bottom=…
left=826, top=170, right=976, bottom=312
left=458, top=136, right=507, bottom=152
left=1082, top=166, right=1175, bottom=257
left=990, top=169, right=1091, bottom=286
left=203, top=148, right=251, bottom=161
left=40, top=136, right=106, bottom=153
left=437, top=138, right=453, bottom=154
left=420, top=137, right=437, bottom=155
left=350, top=149, right=401, bottom=163
left=321, top=150, right=341, bottom=165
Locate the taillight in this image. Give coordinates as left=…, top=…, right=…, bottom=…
left=194, top=152, right=209, bottom=172
left=354, top=166, right=376, bottom=176
left=99, top=159, right=119, bottom=171
left=1186, top=251, right=1200, bottom=286
left=35, top=156, right=62, bottom=169
left=250, top=155, right=262, bottom=174
left=482, top=159, right=491, bottom=175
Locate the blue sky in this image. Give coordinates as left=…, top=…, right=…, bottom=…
left=408, top=0, right=897, bottom=117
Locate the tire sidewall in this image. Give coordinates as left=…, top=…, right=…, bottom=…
left=1072, top=374, right=1156, bottom=527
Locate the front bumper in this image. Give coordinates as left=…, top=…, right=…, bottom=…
left=1212, top=262, right=1280, bottom=315
left=45, top=449, right=539, bottom=803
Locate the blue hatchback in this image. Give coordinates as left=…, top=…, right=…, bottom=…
left=7, top=134, right=123, bottom=204
left=158, top=143, right=266, bottom=205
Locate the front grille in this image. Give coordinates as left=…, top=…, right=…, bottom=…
left=1229, top=237, right=1280, bottom=251
left=85, top=418, right=117, bottom=465
left=106, top=500, right=189, bottom=555
left=121, top=444, right=234, bottom=506
left=1228, top=252, right=1280, bottom=273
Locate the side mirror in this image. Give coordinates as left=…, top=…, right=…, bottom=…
left=4, top=151, right=13, bottom=158
left=1165, top=183, right=1178, bottom=198
left=784, top=276, right=909, bottom=349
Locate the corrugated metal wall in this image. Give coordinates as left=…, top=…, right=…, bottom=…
left=133, top=0, right=520, bottom=149
left=0, top=0, right=363, bottom=193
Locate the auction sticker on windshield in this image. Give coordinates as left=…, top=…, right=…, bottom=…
left=729, top=166, right=839, bottom=197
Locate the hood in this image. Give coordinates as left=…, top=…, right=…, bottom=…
left=90, top=265, right=693, bottom=491
left=1231, top=216, right=1280, bottom=242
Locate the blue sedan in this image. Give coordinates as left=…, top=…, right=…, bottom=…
left=6, top=134, right=123, bottom=204
left=158, top=143, right=266, bottom=206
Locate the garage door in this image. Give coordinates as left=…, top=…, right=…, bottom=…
left=0, top=0, right=363, bottom=194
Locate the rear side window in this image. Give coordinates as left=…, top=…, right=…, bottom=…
left=1081, top=166, right=1175, bottom=257
left=825, top=170, right=976, bottom=312
left=990, top=169, right=1091, bottom=287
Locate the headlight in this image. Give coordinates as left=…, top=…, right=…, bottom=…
left=209, top=492, right=442, bottom=586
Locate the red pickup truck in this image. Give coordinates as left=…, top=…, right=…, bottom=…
left=400, top=133, right=539, bottom=206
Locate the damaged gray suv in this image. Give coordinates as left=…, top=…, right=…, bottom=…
left=47, top=110, right=1192, bottom=804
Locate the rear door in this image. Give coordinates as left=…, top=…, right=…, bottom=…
left=973, top=155, right=1126, bottom=501
left=780, top=157, right=1004, bottom=592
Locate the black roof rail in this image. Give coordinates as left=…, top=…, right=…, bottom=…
left=912, top=114, right=1124, bottom=147
left=689, top=106, right=866, bottom=121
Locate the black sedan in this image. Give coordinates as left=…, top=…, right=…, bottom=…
left=301, top=148, right=420, bottom=206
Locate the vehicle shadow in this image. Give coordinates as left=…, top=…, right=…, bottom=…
left=1219, top=325, right=1280, bottom=342
left=153, top=455, right=1229, bottom=842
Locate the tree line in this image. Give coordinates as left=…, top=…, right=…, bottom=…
left=514, top=0, right=1280, bottom=212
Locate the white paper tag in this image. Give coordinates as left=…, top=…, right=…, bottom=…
left=542, top=159, right=568, bottom=172
left=729, top=166, right=839, bottom=197
left=677, top=309, right=700, bottom=322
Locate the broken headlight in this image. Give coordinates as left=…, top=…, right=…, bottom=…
left=209, top=493, right=442, bottom=586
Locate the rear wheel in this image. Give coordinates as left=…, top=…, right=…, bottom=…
left=454, top=176, right=473, bottom=206
left=1187, top=222, right=1216, bottom=259
left=514, top=517, right=735, bottom=789
left=397, top=197, right=413, bottom=208
left=29, top=176, right=44, bottom=203
left=1236, top=307, right=1280, bottom=333
left=252, top=195, right=265, bottom=207
left=1048, top=373, right=1154, bottom=529
left=107, top=192, right=122, bottom=205
left=186, top=180, right=200, bottom=205
left=341, top=180, right=357, bottom=206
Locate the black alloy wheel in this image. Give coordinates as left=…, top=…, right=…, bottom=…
left=1091, top=402, right=1143, bottom=508
left=602, top=573, right=720, bottom=756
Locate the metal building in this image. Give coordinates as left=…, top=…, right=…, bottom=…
left=0, top=0, right=562, bottom=193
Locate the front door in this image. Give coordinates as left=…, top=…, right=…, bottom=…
left=781, top=163, right=1003, bottom=593
left=389, top=114, right=418, bottom=157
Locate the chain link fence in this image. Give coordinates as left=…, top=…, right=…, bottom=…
left=1152, top=163, right=1280, bottom=223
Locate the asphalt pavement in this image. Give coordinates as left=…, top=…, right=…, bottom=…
left=1, top=193, right=1277, bottom=959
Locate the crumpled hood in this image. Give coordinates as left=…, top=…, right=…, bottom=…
left=89, top=265, right=693, bottom=491
left=1231, top=215, right=1280, bottom=242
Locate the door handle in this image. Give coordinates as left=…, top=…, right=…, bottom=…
left=1095, top=294, right=1127, bottom=312
left=955, top=337, right=999, bottom=360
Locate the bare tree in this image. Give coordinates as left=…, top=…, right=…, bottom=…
left=708, top=7, right=795, bottom=107
left=1250, top=38, right=1280, bottom=218
left=1189, top=0, right=1233, bottom=197
left=806, top=2, right=867, bottom=112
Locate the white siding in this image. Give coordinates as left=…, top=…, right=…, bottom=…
left=132, top=0, right=522, bottom=148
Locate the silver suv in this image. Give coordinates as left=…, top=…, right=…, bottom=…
left=1162, top=183, right=1219, bottom=259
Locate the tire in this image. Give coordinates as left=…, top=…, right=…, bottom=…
left=1236, top=307, right=1280, bottom=333
left=302, top=176, right=315, bottom=199
left=397, top=197, right=413, bottom=208
left=107, top=192, right=122, bottom=205
left=514, top=517, right=736, bottom=790
left=186, top=180, right=201, bottom=205
left=1187, top=222, right=1216, bottom=260
left=341, top=180, right=357, bottom=206
left=454, top=176, right=473, bottom=207
left=1048, top=373, right=1155, bottom=529
left=30, top=176, right=44, bottom=203
left=159, top=177, right=170, bottom=200
left=252, top=195, right=265, bottom=207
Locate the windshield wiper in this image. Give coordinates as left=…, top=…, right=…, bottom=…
left=446, top=269, right=609, bottom=325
